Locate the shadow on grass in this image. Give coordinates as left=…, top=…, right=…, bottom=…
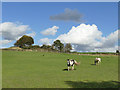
left=63, top=68, right=76, bottom=71
left=91, top=64, right=96, bottom=65
left=65, top=81, right=119, bottom=88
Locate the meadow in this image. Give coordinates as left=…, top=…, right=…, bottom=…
left=2, top=50, right=118, bottom=88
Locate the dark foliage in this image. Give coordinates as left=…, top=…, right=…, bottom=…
left=52, top=40, right=64, bottom=52
left=14, top=35, right=34, bottom=48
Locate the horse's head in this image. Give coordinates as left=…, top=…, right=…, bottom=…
left=75, top=62, right=80, bottom=65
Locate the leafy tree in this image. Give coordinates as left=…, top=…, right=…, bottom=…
left=116, top=50, right=119, bottom=54
left=14, top=35, right=34, bottom=48
left=65, top=43, right=72, bottom=52
left=31, top=45, right=41, bottom=49
left=52, top=40, right=64, bottom=52
left=41, top=44, right=51, bottom=49
left=22, top=45, right=41, bottom=49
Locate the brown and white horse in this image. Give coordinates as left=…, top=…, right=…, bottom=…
left=94, top=58, right=101, bottom=65
left=67, top=59, right=80, bottom=71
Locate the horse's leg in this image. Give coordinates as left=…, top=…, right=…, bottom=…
left=94, top=61, right=96, bottom=65
left=68, top=67, right=70, bottom=71
left=72, top=65, right=74, bottom=70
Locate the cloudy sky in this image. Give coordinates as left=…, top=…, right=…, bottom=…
left=1, top=2, right=118, bottom=52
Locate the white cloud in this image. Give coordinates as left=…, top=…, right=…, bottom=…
left=93, top=45, right=118, bottom=52
left=0, top=22, right=31, bottom=40
left=26, top=32, right=36, bottom=37
left=41, top=26, right=59, bottom=36
left=39, top=38, right=52, bottom=45
left=0, top=40, right=12, bottom=45
left=16, top=32, right=36, bottom=41
left=57, top=24, right=102, bottom=44
left=99, top=30, right=118, bottom=48
left=0, top=22, right=36, bottom=45
left=56, top=24, right=118, bottom=52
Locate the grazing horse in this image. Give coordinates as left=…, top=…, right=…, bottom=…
left=67, top=59, right=80, bottom=71
left=94, top=58, right=101, bottom=65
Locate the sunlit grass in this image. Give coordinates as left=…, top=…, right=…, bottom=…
left=2, top=50, right=118, bottom=88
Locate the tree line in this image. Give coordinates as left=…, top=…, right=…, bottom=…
left=14, top=35, right=72, bottom=53
left=14, top=35, right=120, bottom=54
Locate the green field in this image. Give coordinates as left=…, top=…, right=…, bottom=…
left=2, top=50, right=118, bottom=88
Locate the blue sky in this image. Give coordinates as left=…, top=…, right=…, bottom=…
left=1, top=2, right=118, bottom=52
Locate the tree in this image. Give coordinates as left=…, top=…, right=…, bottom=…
left=116, top=50, right=119, bottom=54
left=31, top=45, right=40, bottom=49
left=41, top=44, right=51, bottom=49
left=65, top=43, right=72, bottom=52
left=52, top=40, right=64, bottom=52
left=14, top=35, right=34, bottom=48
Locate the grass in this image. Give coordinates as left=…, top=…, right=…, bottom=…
left=2, top=50, right=118, bottom=88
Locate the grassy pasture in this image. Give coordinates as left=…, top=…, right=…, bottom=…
left=2, top=50, right=118, bottom=88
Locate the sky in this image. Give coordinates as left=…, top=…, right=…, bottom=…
left=1, top=2, right=119, bottom=52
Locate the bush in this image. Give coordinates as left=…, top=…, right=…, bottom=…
left=22, top=45, right=41, bottom=49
